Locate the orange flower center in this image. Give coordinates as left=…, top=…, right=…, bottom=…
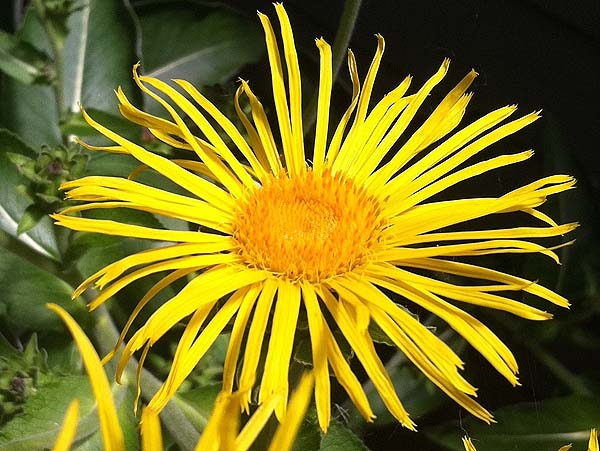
left=233, top=169, right=385, bottom=281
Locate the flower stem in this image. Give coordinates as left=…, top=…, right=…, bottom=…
left=303, top=0, right=363, bottom=136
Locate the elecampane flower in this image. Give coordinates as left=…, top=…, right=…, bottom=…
left=54, top=3, right=575, bottom=431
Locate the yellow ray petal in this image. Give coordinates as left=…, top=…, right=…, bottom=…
left=174, top=78, right=268, bottom=180
left=326, top=49, right=361, bottom=164
left=368, top=272, right=520, bottom=386
left=312, top=38, right=332, bottom=174
left=462, top=437, right=478, bottom=451
left=590, top=429, right=599, bottom=451
left=234, top=83, right=273, bottom=172
left=47, top=304, right=124, bottom=451
left=52, top=399, right=79, bottom=451
left=259, top=280, right=301, bottom=419
left=239, top=80, right=283, bottom=175
left=275, top=3, right=305, bottom=174
left=149, top=289, right=247, bottom=413
left=401, top=257, right=570, bottom=307
left=238, top=278, right=278, bottom=410
left=223, top=283, right=263, bottom=392
left=193, top=392, right=239, bottom=451
left=366, top=58, right=450, bottom=190
left=79, top=106, right=233, bottom=208
left=258, top=11, right=295, bottom=174
left=88, top=253, right=241, bottom=311
left=235, top=391, right=281, bottom=451
left=102, top=268, right=196, bottom=366
left=319, top=287, right=416, bottom=430
left=267, top=372, right=315, bottom=451
left=135, top=72, right=250, bottom=195
left=141, top=407, right=163, bottom=451
left=333, top=34, right=385, bottom=171
left=301, top=282, right=331, bottom=431
left=322, top=318, right=375, bottom=422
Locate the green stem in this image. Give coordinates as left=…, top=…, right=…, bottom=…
left=303, top=0, right=363, bottom=136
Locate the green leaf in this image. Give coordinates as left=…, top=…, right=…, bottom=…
left=0, top=8, right=61, bottom=149
left=0, top=249, right=86, bottom=333
left=320, top=419, right=368, bottom=451
left=427, top=395, right=600, bottom=451
left=1, top=0, right=140, bottom=149
left=62, top=0, right=141, bottom=115
left=16, top=205, right=47, bottom=235
left=0, top=374, right=94, bottom=450
left=0, top=29, right=54, bottom=85
left=139, top=7, right=264, bottom=88
left=0, top=129, right=60, bottom=260
left=0, top=374, right=131, bottom=451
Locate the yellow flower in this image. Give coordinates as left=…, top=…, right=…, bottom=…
left=49, top=303, right=314, bottom=451
left=464, top=428, right=599, bottom=451
left=53, top=3, right=575, bottom=431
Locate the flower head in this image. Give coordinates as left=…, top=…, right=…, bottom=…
left=54, top=3, right=575, bottom=431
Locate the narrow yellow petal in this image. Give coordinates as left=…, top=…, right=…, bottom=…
left=267, top=372, right=315, bottom=451
left=87, top=253, right=241, bottom=311
left=240, top=80, right=284, bottom=176
left=193, top=392, right=239, bottom=451
left=258, top=11, right=295, bottom=174
left=102, top=268, right=195, bottom=366
left=322, top=310, right=375, bottom=421
left=590, top=428, right=599, bottom=451
left=223, top=283, right=263, bottom=392
left=141, top=407, right=163, bottom=451
left=383, top=104, right=518, bottom=193
left=52, top=399, right=79, bottom=451
left=319, top=288, right=416, bottom=430
left=234, top=84, right=274, bottom=172
left=333, top=34, right=385, bottom=171
left=387, top=112, right=541, bottom=203
left=235, top=392, right=281, bottom=451
left=367, top=58, right=450, bottom=190
left=301, top=282, right=331, bottom=431
left=149, top=290, right=246, bottom=413
left=368, top=272, right=519, bottom=385
left=52, top=214, right=228, bottom=246
left=174, top=78, right=268, bottom=180
left=312, top=38, right=332, bottom=174
left=275, top=3, right=305, bottom=174
left=402, top=257, right=570, bottom=307
left=326, top=49, right=360, bottom=164
left=462, top=437, right=478, bottom=451
left=47, top=304, right=125, bottom=451
left=238, top=278, right=278, bottom=410
left=79, top=106, right=233, bottom=208
left=135, top=73, right=249, bottom=195
left=260, top=281, right=301, bottom=419
left=392, top=150, right=535, bottom=212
